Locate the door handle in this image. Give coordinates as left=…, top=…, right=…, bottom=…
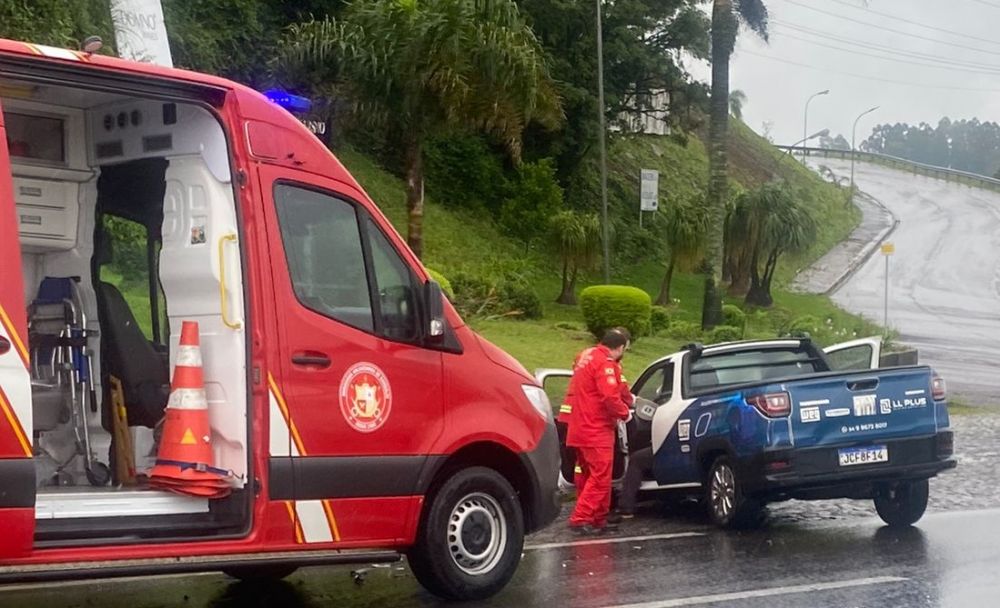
left=291, top=352, right=331, bottom=368
left=847, top=378, right=879, bottom=392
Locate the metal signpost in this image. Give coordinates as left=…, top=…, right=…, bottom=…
left=881, top=242, right=894, bottom=334
left=639, top=169, right=659, bottom=228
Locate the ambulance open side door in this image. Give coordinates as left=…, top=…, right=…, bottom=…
left=0, top=102, right=37, bottom=558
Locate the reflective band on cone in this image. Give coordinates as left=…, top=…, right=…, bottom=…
left=149, top=321, right=231, bottom=498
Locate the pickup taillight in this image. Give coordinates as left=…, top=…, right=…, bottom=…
left=749, top=392, right=791, bottom=417
left=932, top=374, right=947, bottom=401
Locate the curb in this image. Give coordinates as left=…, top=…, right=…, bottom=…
left=824, top=190, right=899, bottom=296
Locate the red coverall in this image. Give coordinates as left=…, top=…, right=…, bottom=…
left=566, top=344, right=633, bottom=528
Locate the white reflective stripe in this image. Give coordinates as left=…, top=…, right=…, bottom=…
left=31, top=44, right=82, bottom=61
left=651, top=397, right=697, bottom=453
left=168, top=387, right=208, bottom=410
left=0, top=320, right=32, bottom=443
left=175, top=345, right=203, bottom=367
left=295, top=500, right=333, bottom=543
left=268, top=390, right=298, bottom=457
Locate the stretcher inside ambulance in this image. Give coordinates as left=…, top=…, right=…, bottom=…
left=0, top=40, right=559, bottom=601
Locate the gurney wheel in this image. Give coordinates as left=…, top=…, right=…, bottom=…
left=86, top=462, right=112, bottom=486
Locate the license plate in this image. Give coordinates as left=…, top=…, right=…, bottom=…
left=838, top=445, right=888, bottom=466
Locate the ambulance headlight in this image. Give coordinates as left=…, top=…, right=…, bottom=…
left=521, top=385, right=552, bottom=421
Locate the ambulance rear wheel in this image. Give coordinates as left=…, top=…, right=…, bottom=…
left=407, top=466, right=524, bottom=601
left=222, top=565, right=298, bottom=582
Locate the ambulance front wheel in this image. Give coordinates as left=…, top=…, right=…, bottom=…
left=407, top=466, right=525, bottom=601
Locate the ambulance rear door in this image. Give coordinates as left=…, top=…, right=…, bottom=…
left=0, top=100, right=37, bottom=558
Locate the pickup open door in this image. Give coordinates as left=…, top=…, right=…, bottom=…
left=0, top=102, right=36, bottom=558
left=823, top=337, right=882, bottom=371
left=534, top=367, right=630, bottom=489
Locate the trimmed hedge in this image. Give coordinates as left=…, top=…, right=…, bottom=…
left=426, top=267, right=455, bottom=300
left=579, top=285, right=652, bottom=339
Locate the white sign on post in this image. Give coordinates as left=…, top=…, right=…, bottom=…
left=640, top=169, right=659, bottom=211
left=110, top=0, right=174, bottom=67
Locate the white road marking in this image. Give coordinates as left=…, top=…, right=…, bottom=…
left=604, top=575, right=908, bottom=608
left=525, top=532, right=704, bottom=551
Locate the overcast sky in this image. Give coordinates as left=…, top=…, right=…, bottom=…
left=686, top=0, right=1000, bottom=146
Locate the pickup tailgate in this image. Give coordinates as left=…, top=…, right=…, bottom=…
left=788, top=366, right=938, bottom=449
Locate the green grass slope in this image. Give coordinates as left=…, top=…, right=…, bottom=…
left=336, top=125, right=873, bottom=380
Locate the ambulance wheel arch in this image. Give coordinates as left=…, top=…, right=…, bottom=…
left=407, top=466, right=525, bottom=601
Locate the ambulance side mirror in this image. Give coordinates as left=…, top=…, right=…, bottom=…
left=423, top=280, right=446, bottom=343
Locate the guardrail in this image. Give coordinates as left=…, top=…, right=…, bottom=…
left=777, top=145, right=1000, bottom=193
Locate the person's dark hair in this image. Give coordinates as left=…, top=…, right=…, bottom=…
left=600, top=327, right=631, bottom=349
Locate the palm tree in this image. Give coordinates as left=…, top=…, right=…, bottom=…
left=276, top=0, right=562, bottom=259
left=655, top=199, right=708, bottom=305
left=701, top=0, right=768, bottom=328
left=729, top=89, right=747, bottom=120
left=734, top=182, right=816, bottom=307
left=549, top=210, right=602, bottom=305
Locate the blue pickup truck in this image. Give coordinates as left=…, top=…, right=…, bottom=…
left=543, top=337, right=955, bottom=528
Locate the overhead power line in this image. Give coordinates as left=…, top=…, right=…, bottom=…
left=770, top=20, right=1000, bottom=73
left=772, top=19, right=1000, bottom=71
left=738, top=49, right=1000, bottom=93
left=966, top=0, right=1000, bottom=10
left=776, top=0, right=1000, bottom=58
left=772, top=29, right=1000, bottom=76
left=824, top=0, right=1000, bottom=49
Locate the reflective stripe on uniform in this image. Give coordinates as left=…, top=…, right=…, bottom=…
left=559, top=404, right=572, bottom=414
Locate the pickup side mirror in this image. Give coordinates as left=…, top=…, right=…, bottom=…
left=423, top=280, right=446, bottom=343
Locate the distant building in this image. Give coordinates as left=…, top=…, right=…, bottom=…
left=612, top=88, right=670, bottom=136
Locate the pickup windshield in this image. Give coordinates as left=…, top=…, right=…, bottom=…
left=688, top=346, right=830, bottom=393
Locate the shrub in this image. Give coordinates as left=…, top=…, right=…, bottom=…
left=786, top=315, right=821, bottom=337
left=722, top=304, right=746, bottom=330
left=450, top=273, right=542, bottom=320
left=650, top=306, right=671, bottom=334
left=668, top=320, right=702, bottom=341
left=708, top=325, right=742, bottom=344
left=424, top=133, right=509, bottom=213
left=499, top=159, right=564, bottom=243
left=579, top=285, right=652, bottom=339
left=425, top=267, right=454, bottom=300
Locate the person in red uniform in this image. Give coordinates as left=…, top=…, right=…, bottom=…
left=566, top=328, right=633, bottom=534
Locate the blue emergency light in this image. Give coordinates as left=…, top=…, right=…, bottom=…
left=263, top=89, right=313, bottom=114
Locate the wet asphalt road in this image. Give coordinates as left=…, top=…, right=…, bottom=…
left=813, top=158, right=1000, bottom=405
left=3, top=506, right=1000, bottom=608
left=2, top=409, right=991, bottom=607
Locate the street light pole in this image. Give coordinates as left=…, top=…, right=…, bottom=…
left=802, top=89, right=829, bottom=158
left=850, top=105, right=880, bottom=204
left=596, top=0, right=610, bottom=284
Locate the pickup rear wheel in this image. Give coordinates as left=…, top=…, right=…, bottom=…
left=706, top=456, right=761, bottom=529
left=407, top=466, right=524, bottom=601
left=873, top=479, right=929, bottom=527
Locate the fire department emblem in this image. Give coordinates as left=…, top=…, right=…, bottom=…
left=339, top=362, right=393, bottom=433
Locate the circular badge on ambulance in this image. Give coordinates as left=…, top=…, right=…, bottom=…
left=339, top=362, right=393, bottom=433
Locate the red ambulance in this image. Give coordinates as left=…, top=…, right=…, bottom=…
left=0, top=38, right=559, bottom=601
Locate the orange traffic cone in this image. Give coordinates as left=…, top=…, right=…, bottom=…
left=149, top=321, right=231, bottom=499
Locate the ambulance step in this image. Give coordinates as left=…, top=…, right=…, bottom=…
left=0, top=549, right=401, bottom=584
left=35, top=489, right=210, bottom=520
